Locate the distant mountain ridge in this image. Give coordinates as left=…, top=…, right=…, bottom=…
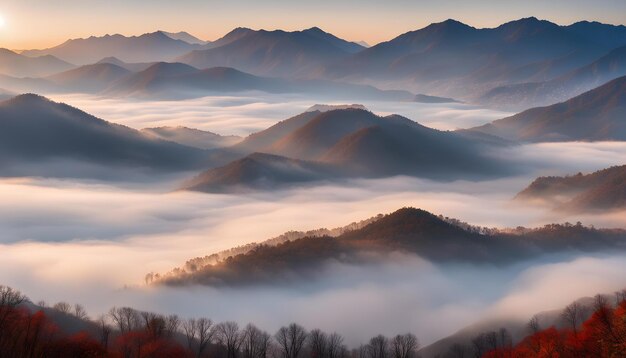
left=21, top=31, right=205, bottom=65
left=177, top=27, right=364, bottom=77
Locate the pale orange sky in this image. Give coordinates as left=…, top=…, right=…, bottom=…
left=0, top=0, right=624, bottom=50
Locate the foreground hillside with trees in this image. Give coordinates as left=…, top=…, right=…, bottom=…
left=2, top=284, right=626, bottom=357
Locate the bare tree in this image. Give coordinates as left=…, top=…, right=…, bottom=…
left=275, top=323, right=308, bottom=358
left=309, top=329, right=328, bottom=358
left=183, top=318, right=198, bottom=353
left=165, top=314, right=180, bottom=338
left=96, top=315, right=112, bottom=350
left=218, top=321, right=243, bottom=358
left=391, top=333, right=418, bottom=358
left=73, top=304, right=88, bottom=320
left=242, top=323, right=271, bottom=358
left=109, top=306, right=140, bottom=333
left=141, top=311, right=166, bottom=339
left=327, top=332, right=345, bottom=358
left=367, top=335, right=389, bottom=358
left=53, top=301, right=72, bottom=314
left=0, top=286, right=28, bottom=342
left=36, top=300, right=47, bottom=308
left=196, top=318, right=216, bottom=357
left=561, top=302, right=586, bottom=336
left=527, top=315, right=540, bottom=334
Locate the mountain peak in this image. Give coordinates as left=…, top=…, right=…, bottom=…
left=4, top=93, right=51, bottom=106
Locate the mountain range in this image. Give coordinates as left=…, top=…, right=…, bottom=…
left=516, top=165, right=626, bottom=211
left=7, top=19, right=626, bottom=111
left=321, top=17, right=626, bottom=108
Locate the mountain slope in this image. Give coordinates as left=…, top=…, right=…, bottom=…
left=0, top=94, right=209, bottom=177
left=470, top=76, right=626, bottom=142
left=46, top=63, right=131, bottom=92
left=156, top=207, right=626, bottom=286
left=516, top=165, right=626, bottom=211
left=0, top=49, right=74, bottom=77
left=22, top=31, right=202, bottom=65
left=177, top=27, right=361, bottom=77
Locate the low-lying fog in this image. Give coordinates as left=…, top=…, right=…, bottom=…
left=2, top=95, right=626, bottom=347
left=47, top=93, right=511, bottom=134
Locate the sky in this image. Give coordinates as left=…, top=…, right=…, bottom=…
left=0, top=0, right=625, bottom=50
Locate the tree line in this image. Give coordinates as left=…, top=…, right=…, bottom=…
left=0, top=285, right=419, bottom=358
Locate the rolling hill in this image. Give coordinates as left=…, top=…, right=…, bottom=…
left=0, top=94, right=209, bottom=177
left=470, top=76, right=626, bottom=142
left=156, top=207, right=626, bottom=286
left=516, top=165, right=626, bottom=211
left=184, top=108, right=511, bottom=192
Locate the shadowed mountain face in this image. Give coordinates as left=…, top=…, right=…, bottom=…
left=480, top=45, right=626, bottom=110
left=185, top=108, right=511, bottom=192
left=21, top=31, right=204, bottom=65
left=141, top=126, right=242, bottom=150
left=0, top=94, right=209, bottom=177
left=517, top=165, right=626, bottom=211
left=322, top=18, right=626, bottom=103
left=46, top=63, right=131, bottom=93
left=157, top=207, right=626, bottom=286
left=177, top=27, right=364, bottom=77
left=0, top=49, right=74, bottom=77
left=470, top=76, right=626, bottom=142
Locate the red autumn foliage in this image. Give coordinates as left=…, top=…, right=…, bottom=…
left=483, top=298, right=626, bottom=358
left=0, top=304, right=189, bottom=357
